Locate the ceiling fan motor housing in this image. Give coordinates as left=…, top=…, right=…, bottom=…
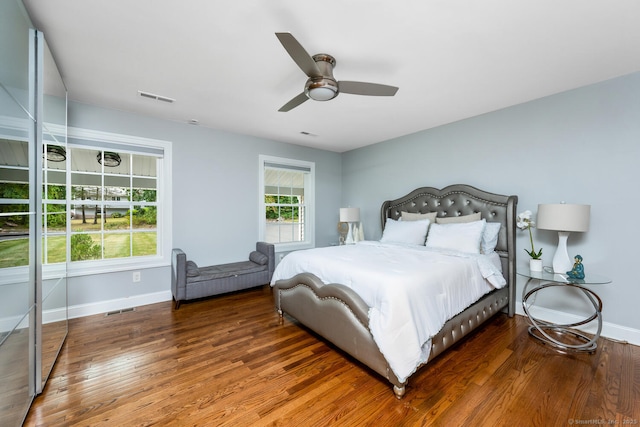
left=305, top=54, right=338, bottom=101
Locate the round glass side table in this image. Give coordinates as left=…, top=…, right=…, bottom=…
left=518, top=268, right=611, bottom=353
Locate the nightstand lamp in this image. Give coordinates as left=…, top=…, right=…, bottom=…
left=339, top=207, right=360, bottom=245
left=536, top=203, right=590, bottom=273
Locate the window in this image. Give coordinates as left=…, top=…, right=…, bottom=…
left=259, top=155, right=314, bottom=251
left=0, top=137, right=31, bottom=269
left=43, top=139, right=68, bottom=266
left=52, top=128, right=171, bottom=274
left=67, top=147, right=159, bottom=261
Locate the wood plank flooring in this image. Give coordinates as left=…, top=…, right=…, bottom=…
left=25, top=286, right=640, bottom=426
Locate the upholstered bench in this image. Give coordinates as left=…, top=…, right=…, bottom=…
left=171, top=242, right=275, bottom=309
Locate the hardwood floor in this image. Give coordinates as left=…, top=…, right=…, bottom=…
left=25, top=286, right=640, bottom=426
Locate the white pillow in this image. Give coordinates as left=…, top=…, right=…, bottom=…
left=425, top=219, right=486, bottom=254
left=380, top=218, right=430, bottom=245
left=481, top=222, right=501, bottom=254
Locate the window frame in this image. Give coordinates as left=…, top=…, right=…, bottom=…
left=258, top=155, right=315, bottom=252
left=63, top=127, right=172, bottom=277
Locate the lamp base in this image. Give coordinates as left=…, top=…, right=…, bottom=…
left=337, top=222, right=349, bottom=245
left=345, top=223, right=355, bottom=244
left=552, top=231, right=573, bottom=274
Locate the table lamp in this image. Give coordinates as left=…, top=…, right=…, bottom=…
left=339, top=207, right=360, bottom=245
left=536, top=203, right=590, bottom=273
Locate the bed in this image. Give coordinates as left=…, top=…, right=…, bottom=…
left=271, top=184, right=517, bottom=398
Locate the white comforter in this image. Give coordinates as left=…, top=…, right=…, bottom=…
left=270, top=241, right=505, bottom=383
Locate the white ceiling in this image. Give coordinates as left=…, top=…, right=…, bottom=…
left=22, top=0, right=640, bottom=153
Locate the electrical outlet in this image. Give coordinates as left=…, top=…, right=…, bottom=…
left=132, top=271, right=141, bottom=282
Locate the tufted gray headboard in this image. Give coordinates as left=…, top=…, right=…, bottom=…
left=380, top=184, right=518, bottom=310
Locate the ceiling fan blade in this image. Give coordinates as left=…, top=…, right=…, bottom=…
left=275, top=32, right=322, bottom=78
left=278, top=92, right=309, bottom=112
left=338, top=81, right=399, bottom=96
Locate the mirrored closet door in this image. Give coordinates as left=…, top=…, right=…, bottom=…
left=0, top=0, right=68, bottom=424
left=37, top=29, right=68, bottom=395
left=0, top=1, right=38, bottom=424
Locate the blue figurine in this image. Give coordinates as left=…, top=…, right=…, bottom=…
left=566, top=254, right=585, bottom=279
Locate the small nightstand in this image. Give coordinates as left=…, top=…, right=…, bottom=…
left=518, top=268, right=611, bottom=353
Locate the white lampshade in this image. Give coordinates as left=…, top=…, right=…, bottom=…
left=537, top=203, right=590, bottom=273
left=339, top=207, right=360, bottom=223
left=536, top=204, right=590, bottom=232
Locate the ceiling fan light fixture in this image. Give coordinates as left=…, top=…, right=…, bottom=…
left=97, top=151, right=121, bottom=167
left=305, top=78, right=338, bottom=101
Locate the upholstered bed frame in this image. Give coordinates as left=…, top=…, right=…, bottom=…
left=273, top=184, right=518, bottom=398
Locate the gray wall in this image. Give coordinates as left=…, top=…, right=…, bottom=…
left=342, top=71, right=640, bottom=334
left=66, top=101, right=342, bottom=309
left=66, top=71, right=640, bottom=338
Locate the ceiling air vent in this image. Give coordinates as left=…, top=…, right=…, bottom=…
left=138, top=90, right=175, bottom=103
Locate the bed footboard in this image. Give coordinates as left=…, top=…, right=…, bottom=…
left=273, top=273, right=407, bottom=397
left=274, top=272, right=510, bottom=398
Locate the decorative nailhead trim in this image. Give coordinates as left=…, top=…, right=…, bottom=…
left=279, top=284, right=369, bottom=329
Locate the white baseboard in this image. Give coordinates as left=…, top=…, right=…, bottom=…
left=68, top=291, right=173, bottom=319
left=1, top=291, right=172, bottom=333
left=43, top=307, right=67, bottom=324
left=0, top=313, right=29, bottom=333
left=515, top=304, right=640, bottom=346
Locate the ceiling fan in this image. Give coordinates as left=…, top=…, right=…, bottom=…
left=275, top=32, right=399, bottom=112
